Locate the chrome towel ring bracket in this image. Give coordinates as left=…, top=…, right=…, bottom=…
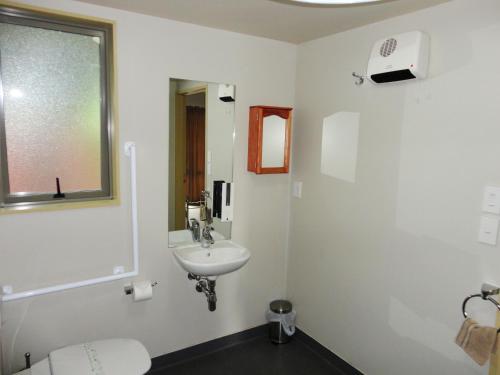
left=462, top=283, right=500, bottom=333
left=352, top=72, right=366, bottom=86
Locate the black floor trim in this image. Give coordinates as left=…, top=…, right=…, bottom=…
left=150, top=324, right=362, bottom=374
left=294, top=329, right=364, bottom=375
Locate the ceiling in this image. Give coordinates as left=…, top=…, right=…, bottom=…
left=76, top=0, right=449, bottom=44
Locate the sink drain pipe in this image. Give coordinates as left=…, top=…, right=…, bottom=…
left=188, top=273, right=217, bottom=311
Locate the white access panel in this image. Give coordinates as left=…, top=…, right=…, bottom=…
left=320, top=112, right=360, bottom=183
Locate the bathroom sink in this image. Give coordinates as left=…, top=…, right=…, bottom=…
left=173, top=240, right=250, bottom=277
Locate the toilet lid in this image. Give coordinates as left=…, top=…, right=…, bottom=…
left=48, top=339, right=151, bottom=375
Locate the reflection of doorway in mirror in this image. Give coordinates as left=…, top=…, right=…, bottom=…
left=174, top=86, right=207, bottom=230
left=185, top=105, right=206, bottom=203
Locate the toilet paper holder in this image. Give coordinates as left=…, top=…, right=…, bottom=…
left=124, top=281, right=158, bottom=295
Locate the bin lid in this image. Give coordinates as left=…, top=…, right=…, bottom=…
left=270, top=300, right=292, bottom=314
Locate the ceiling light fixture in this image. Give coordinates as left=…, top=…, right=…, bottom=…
left=290, top=0, right=383, bottom=4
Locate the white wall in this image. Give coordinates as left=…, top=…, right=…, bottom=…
left=288, top=1, right=500, bottom=374
left=0, top=0, right=295, bottom=372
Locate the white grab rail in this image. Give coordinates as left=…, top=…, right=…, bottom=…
left=0, top=142, right=140, bottom=302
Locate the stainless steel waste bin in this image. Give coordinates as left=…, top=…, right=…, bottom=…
left=268, top=300, right=294, bottom=344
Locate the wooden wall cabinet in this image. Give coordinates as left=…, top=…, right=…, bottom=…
left=247, top=106, right=293, bottom=174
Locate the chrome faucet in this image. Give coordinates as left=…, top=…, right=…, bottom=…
left=201, top=225, right=214, bottom=248
left=201, top=207, right=214, bottom=248
left=189, top=218, right=201, bottom=242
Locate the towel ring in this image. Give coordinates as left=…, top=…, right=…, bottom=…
left=462, top=289, right=500, bottom=333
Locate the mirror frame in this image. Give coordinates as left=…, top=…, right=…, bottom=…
left=247, top=106, right=292, bottom=174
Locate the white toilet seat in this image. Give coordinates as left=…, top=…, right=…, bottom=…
left=14, top=339, right=151, bottom=375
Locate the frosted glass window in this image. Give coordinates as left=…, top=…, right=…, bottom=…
left=0, top=5, right=114, bottom=207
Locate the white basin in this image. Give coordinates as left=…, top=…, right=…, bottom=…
left=173, top=240, right=250, bottom=277
left=169, top=229, right=225, bottom=247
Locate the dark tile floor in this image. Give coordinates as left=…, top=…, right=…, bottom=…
left=149, top=336, right=351, bottom=375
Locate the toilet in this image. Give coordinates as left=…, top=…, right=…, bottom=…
left=14, top=339, right=151, bottom=375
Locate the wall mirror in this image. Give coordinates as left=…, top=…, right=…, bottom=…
left=247, top=106, right=292, bottom=174
left=168, top=78, right=235, bottom=246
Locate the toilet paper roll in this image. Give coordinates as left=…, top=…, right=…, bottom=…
left=132, top=281, right=153, bottom=302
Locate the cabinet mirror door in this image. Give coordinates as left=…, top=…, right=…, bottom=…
left=262, top=115, right=287, bottom=168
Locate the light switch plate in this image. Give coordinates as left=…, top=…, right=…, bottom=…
left=482, top=186, right=500, bottom=214
left=293, top=181, right=303, bottom=198
left=478, top=216, right=499, bottom=245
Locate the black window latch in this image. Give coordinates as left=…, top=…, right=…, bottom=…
left=53, top=177, right=66, bottom=199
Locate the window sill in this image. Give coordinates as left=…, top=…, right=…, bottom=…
left=0, top=197, right=120, bottom=215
